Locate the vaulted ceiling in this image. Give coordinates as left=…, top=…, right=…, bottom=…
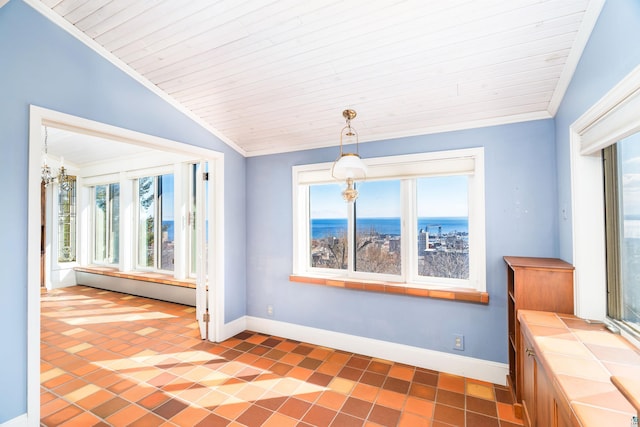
left=29, top=0, right=604, bottom=157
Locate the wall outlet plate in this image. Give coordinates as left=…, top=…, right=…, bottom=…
left=453, top=334, right=464, bottom=351
left=267, top=304, right=274, bottom=316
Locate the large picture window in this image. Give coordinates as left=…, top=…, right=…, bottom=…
left=294, top=148, right=485, bottom=291
left=137, top=174, right=175, bottom=271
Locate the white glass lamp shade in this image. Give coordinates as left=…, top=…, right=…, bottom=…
left=331, top=153, right=367, bottom=181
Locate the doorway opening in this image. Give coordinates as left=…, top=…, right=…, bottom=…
left=28, top=105, right=225, bottom=422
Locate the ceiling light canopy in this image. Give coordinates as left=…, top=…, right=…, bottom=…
left=332, top=109, right=367, bottom=202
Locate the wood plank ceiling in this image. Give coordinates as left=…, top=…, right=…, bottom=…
left=32, top=0, right=602, bottom=156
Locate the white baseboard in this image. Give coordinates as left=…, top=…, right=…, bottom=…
left=244, top=316, right=507, bottom=385
left=0, top=413, right=27, bottom=427
left=217, top=315, right=247, bottom=342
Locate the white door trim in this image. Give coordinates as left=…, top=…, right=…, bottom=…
left=27, top=105, right=225, bottom=425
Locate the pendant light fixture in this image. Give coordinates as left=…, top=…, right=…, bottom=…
left=41, top=126, right=55, bottom=187
left=331, top=109, right=367, bottom=202
left=41, top=126, right=71, bottom=191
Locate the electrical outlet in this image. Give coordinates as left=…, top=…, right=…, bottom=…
left=267, top=304, right=274, bottom=316
left=453, top=334, right=464, bottom=351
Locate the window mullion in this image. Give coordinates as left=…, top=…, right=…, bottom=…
left=402, top=179, right=414, bottom=282
left=347, top=196, right=355, bottom=275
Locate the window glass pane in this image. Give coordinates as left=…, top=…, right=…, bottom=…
left=190, top=164, right=198, bottom=275
left=617, top=137, right=640, bottom=330
left=57, top=177, right=76, bottom=262
left=109, top=183, right=120, bottom=264
left=310, top=183, right=347, bottom=269
left=354, top=180, right=401, bottom=275
left=417, top=176, right=469, bottom=279
left=160, top=174, right=174, bottom=271
left=138, top=176, right=155, bottom=267
left=94, top=185, right=107, bottom=262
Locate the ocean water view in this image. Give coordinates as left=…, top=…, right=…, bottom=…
left=311, top=217, right=468, bottom=239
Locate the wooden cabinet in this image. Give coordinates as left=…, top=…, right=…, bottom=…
left=521, top=327, right=573, bottom=427
left=504, top=256, right=574, bottom=411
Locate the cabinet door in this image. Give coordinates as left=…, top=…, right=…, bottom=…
left=554, top=400, right=573, bottom=427
left=536, top=362, right=554, bottom=427
left=521, top=336, right=536, bottom=427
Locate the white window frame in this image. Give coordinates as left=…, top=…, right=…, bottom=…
left=571, top=64, right=640, bottom=346
left=134, top=169, right=175, bottom=273
left=293, top=147, right=486, bottom=291
left=90, top=182, right=120, bottom=266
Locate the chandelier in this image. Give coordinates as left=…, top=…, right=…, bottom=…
left=41, top=126, right=71, bottom=191
left=331, top=109, right=367, bottom=202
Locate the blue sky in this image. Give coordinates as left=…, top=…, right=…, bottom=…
left=310, top=175, right=469, bottom=218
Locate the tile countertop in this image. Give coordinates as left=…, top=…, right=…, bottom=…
left=518, top=310, right=640, bottom=426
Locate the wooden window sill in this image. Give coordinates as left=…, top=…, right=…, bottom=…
left=289, top=274, right=489, bottom=304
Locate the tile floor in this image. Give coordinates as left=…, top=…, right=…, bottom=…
left=41, top=286, right=524, bottom=426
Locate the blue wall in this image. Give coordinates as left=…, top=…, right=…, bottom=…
left=0, top=1, right=246, bottom=422
left=246, top=119, right=558, bottom=364
left=556, top=0, right=640, bottom=262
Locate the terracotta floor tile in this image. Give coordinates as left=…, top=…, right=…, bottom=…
left=433, top=402, right=465, bottom=425
left=388, top=364, right=415, bottom=381
left=436, top=389, right=465, bottom=409
left=170, top=405, right=210, bottom=427
left=497, top=402, right=523, bottom=424
left=467, top=380, right=495, bottom=400
left=279, top=397, right=312, bottom=419
left=301, top=404, right=338, bottom=426
left=316, top=361, right=344, bottom=376
left=91, top=396, right=130, bottom=419
left=138, top=390, right=171, bottom=410
left=316, top=390, right=348, bottom=411
left=255, top=394, right=288, bottom=411
left=367, top=360, right=392, bottom=375
left=410, top=383, right=437, bottom=401
left=236, top=404, right=273, bottom=426
left=153, top=397, right=189, bottom=420
left=331, top=412, right=366, bottom=427
left=58, top=410, right=103, bottom=427
left=341, top=396, right=373, bottom=418
left=104, top=403, right=147, bottom=426
left=467, top=395, right=498, bottom=417
left=41, top=405, right=84, bottom=426
left=398, top=411, right=432, bottom=427
left=64, top=383, right=101, bottom=403
left=466, top=411, right=500, bottom=427
left=128, top=411, right=166, bottom=427
left=213, top=401, right=251, bottom=420
left=376, top=388, right=407, bottom=410
left=368, top=404, right=402, bottom=426
left=328, top=377, right=356, bottom=394
left=262, top=411, right=299, bottom=427
left=351, top=383, right=380, bottom=402
left=438, top=373, right=465, bottom=393
left=404, top=396, right=434, bottom=418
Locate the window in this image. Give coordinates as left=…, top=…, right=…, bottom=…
left=137, top=174, right=174, bottom=271
left=417, top=176, right=469, bottom=280
left=294, top=148, right=485, bottom=291
left=570, top=65, right=640, bottom=340
left=58, top=177, right=76, bottom=262
left=93, top=183, right=119, bottom=264
left=603, top=135, right=640, bottom=337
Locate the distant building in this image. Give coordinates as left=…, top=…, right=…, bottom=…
left=389, top=237, right=401, bottom=253
left=418, top=229, right=427, bottom=256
